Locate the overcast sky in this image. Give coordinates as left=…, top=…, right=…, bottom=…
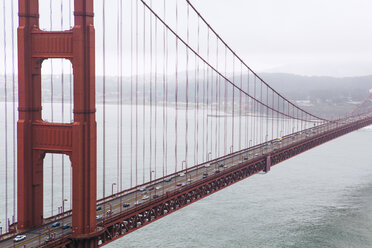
left=1, top=0, right=372, bottom=78
left=188, top=0, right=372, bottom=77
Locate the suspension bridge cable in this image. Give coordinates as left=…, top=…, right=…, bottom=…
left=162, top=0, right=166, bottom=181
left=3, top=0, right=8, bottom=232
left=141, top=0, right=318, bottom=129
left=11, top=0, right=16, bottom=223
left=136, top=0, right=139, bottom=191
left=102, top=0, right=106, bottom=197
left=49, top=0, right=54, bottom=217
left=185, top=2, right=189, bottom=173
left=119, top=0, right=124, bottom=192
left=175, top=0, right=179, bottom=177
left=184, top=0, right=327, bottom=123
left=60, top=0, right=65, bottom=214
left=130, top=0, right=134, bottom=188
left=116, top=0, right=120, bottom=195
left=69, top=0, right=72, bottom=210
left=155, top=13, right=158, bottom=180
left=150, top=0, right=153, bottom=182
left=142, top=4, right=146, bottom=184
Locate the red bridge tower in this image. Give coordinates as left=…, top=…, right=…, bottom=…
left=17, top=0, right=100, bottom=246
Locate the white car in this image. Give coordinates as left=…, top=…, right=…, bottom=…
left=179, top=173, right=186, bottom=177
left=187, top=178, right=192, bottom=183
left=204, top=164, right=211, bottom=168
left=13, top=235, right=26, bottom=242
left=155, top=186, right=162, bottom=190
left=142, top=195, right=149, bottom=200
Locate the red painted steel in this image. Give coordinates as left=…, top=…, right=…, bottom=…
left=17, top=0, right=99, bottom=246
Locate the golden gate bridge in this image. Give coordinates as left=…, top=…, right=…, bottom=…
left=0, top=0, right=371, bottom=247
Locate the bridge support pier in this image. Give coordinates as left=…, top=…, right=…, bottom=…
left=264, top=155, right=271, bottom=173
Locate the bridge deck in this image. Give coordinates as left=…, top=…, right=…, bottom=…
left=1, top=114, right=371, bottom=247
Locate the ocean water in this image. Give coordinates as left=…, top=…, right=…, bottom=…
left=107, top=127, right=372, bottom=248
left=0, top=102, right=371, bottom=247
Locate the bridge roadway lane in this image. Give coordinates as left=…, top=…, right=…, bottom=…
left=0, top=117, right=364, bottom=248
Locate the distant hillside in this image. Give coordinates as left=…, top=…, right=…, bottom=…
left=1, top=72, right=371, bottom=119
left=259, top=73, right=372, bottom=102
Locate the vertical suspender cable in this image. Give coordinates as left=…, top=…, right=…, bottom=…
left=196, top=16, right=200, bottom=167
left=206, top=29, right=210, bottom=160
left=246, top=69, right=249, bottom=147
left=217, top=38, right=220, bottom=157
left=154, top=14, right=158, bottom=180
left=102, top=0, right=106, bottom=196
left=162, top=0, right=166, bottom=179
left=202, top=57, right=206, bottom=161
left=116, top=0, right=120, bottom=194
left=119, top=0, right=124, bottom=192
left=69, top=0, right=72, bottom=209
left=239, top=62, right=242, bottom=150
left=60, top=0, right=65, bottom=212
left=193, top=19, right=197, bottom=166
left=130, top=0, right=133, bottom=187
left=165, top=0, right=169, bottom=176
left=49, top=0, right=54, bottom=217
left=11, top=0, right=16, bottom=222
left=149, top=0, right=153, bottom=181
left=175, top=0, right=179, bottom=175
left=136, top=0, right=139, bottom=190
left=3, top=0, right=8, bottom=231
left=266, top=86, right=268, bottom=142
left=232, top=57, right=235, bottom=152
left=214, top=38, right=218, bottom=157
left=260, top=81, right=263, bottom=145
left=277, top=96, right=279, bottom=138
left=253, top=77, right=256, bottom=145
left=143, top=5, right=146, bottom=184
left=272, top=91, right=274, bottom=140
left=185, top=2, right=189, bottom=172
left=224, top=46, right=227, bottom=155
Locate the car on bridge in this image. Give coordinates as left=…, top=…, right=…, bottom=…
left=45, top=236, right=54, bottom=244
left=13, top=235, right=26, bottom=242
left=146, top=186, right=155, bottom=191
left=123, top=203, right=130, bottom=208
left=51, top=222, right=60, bottom=228
left=62, top=224, right=71, bottom=229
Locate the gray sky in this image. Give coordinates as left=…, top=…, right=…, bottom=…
left=1, top=0, right=371, bottom=78
left=189, top=0, right=372, bottom=77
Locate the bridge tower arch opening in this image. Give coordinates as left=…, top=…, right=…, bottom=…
left=17, top=0, right=101, bottom=245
